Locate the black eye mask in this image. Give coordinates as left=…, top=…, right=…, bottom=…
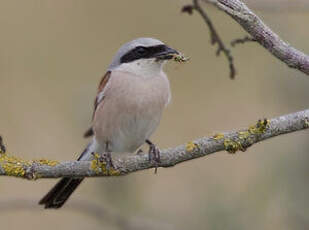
left=120, top=45, right=168, bottom=63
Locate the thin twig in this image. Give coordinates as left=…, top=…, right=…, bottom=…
left=182, top=0, right=236, bottom=79
left=0, top=109, right=308, bottom=179
left=231, top=36, right=257, bottom=47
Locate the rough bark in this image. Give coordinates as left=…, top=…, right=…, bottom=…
left=0, top=109, right=308, bottom=179
left=204, top=0, right=309, bottom=75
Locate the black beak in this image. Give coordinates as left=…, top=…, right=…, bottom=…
left=154, top=46, right=179, bottom=60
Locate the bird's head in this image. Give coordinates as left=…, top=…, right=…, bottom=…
left=108, top=38, right=179, bottom=77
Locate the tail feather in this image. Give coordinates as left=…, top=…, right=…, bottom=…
left=39, top=178, right=84, bottom=209
left=39, top=142, right=94, bottom=209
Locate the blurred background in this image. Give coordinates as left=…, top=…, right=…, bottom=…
left=0, top=0, right=308, bottom=229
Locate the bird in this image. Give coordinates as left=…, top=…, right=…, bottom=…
left=39, top=37, right=179, bottom=209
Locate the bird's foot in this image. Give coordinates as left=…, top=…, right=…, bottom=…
left=92, top=151, right=114, bottom=175
left=146, top=139, right=161, bottom=174
left=102, top=151, right=114, bottom=173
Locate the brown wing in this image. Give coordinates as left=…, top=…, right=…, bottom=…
left=83, top=71, right=111, bottom=138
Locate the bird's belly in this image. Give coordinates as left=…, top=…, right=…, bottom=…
left=93, top=94, right=164, bottom=153
left=110, top=112, right=161, bottom=153
left=93, top=71, right=170, bottom=153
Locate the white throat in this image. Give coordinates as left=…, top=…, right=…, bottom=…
left=112, top=59, right=166, bottom=78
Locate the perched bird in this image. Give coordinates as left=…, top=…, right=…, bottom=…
left=39, top=37, right=179, bottom=209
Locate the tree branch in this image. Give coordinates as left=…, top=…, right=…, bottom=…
left=0, top=109, right=308, bottom=179
left=203, top=0, right=309, bottom=75
left=182, top=0, right=236, bottom=79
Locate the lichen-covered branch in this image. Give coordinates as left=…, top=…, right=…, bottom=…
left=0, top=109, right=308, bottom=179
left=203, top=0, right=309, bottom=75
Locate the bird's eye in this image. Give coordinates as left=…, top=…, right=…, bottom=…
left=135, top=46, right=147, bottom=56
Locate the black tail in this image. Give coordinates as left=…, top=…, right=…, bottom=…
left=39, top=177, right=84, bottom=209
left=39, top=144, right=92, bottom=209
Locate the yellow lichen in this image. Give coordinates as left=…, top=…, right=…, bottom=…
left=249, top=119, right=270, bottom=134
left=90, top=153, right=120, bottom=176
left=213, top=133, right=225, bottom=140
left=238, top=131, right=250, bottom=139
left=222, top=119, right=269, bottom=155
left=90, top=153, right=101, bottom=174
left=224, top=139, right=246, bottom=154
left=186, top=141, right=198, bottom=153
left=2, top=163, right=25, bottom=177
left=0, top=153, right=29, bottom=177
left=223, top=119, right=269, bottom=154
left=224, top=139, right=238, bottom=154
left=0, top=152, right=59, bottom=178
left=35, top=159, right=59, bottom=167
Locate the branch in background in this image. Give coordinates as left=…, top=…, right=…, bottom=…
left=0, top=109, right=308, bottom=179
left=182, top=0, right=236, bottom=79
left=203, top=0, right=309, bottom=75
left=0, top=199, right=173, bottom=230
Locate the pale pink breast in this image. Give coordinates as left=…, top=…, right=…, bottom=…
left=93, top=70, right=170, bottom=153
